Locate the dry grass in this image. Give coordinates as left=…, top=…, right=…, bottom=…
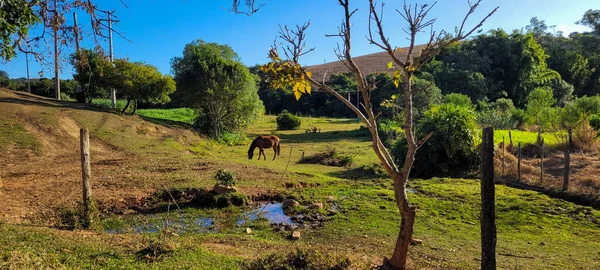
left=494, top=143, right=600, bottom=197
left=306, top=45, right=427, bottom=81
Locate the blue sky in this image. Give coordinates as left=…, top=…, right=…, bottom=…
left=1, top=0, right=595, bottom=79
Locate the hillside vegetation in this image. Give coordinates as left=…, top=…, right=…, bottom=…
left=1, top=89, right=599, bottom=269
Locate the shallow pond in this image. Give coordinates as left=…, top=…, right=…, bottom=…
left=106, top=202, right=294, bottom=234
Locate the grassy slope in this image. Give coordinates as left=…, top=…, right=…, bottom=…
left=1, top=93, right=598, bottom=269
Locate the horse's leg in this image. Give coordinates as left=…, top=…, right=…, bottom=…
left=257, top=148, right=262, bottom=160
left=261, top=148, right=267, bottom=160
left=272, top=145, right=277, bottom=160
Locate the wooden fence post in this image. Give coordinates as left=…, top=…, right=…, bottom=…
left=481, top=127, right=496, bottom=270
left=502, top=137, right=505, bottom=177
left=563, top=150, right=570, bottom=191
left=80, top=128, right=93, bottom=228
left=540, top=138, right=544, bottom=185
left=517, top=142, right=521, bottom=181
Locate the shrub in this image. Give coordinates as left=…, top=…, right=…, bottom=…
left=590, top=114, right=600, bottom=131
left=476, top=109, right=517, bottom=129
left=214, top=169, right=236, bottom=186
left=392, top=103, right=479, bottom=177
left=510, top=108, right=527, bottom=128
left=243, top=248, right=351, bottom=270
left=276, top=110, right=301, bottom=130
left=378, top=119, right=403, bottom=147
left=443, top=93, right=473, bottom=108
left=218, top=131, right=247, bottom=146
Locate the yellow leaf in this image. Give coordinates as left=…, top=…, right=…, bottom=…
left=305, top=71, right=312, bottom=78
left=393, top=80, right=399, bottom=88
left=293, top=90, right=302, bottom=100
left=304, top=82, right=311, bottom=95
left=388, top=62, right=393, bottom=69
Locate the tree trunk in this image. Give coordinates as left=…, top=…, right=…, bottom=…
left=385, top=70, right=417, bottom=270
left=121, top=99, right=131, bottom=114
left=132, top=100, right=138, bottom=115
left=385, top=172, right=416, bottom=269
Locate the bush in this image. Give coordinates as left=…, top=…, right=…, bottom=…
left=392, top=103, right=479, bottom=177
left=218, top=131, right=247, bottom=146
left=443, top=93, right=473, bottom=108
left=214, top=169, right=236, bottom=186
left=510, top=108, right=527, bottom=128
left=378, top=119, right=403, bottom=147
left=276, top=110, right=301, bottom=130
left=590, top=114, right=600, bottom=130
left=243, top=248, right=351, bottom=270
left=476, top=109, right=517, bottom=129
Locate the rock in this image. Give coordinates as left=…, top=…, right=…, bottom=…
left=327, top=209, right=338, bottom=216
left=282, top=199, right=299, bottom=209
left=379, top=205, right=386, bottom=209
left=539, top=241, right=546, bottom=246
left=528, top=241, right=532, bottom=244
left=213, top=183, right=237, bottom=194
left=410, top=239, right=423, bottom=246
left=310, top=202, right=323, bottom=210
left=246, top=228, right=253, bottom=234
left=291, top=231, right=301, bottom=240
left=327, top=195, right=335, bottom=202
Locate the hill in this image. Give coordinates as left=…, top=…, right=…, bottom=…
left=0, top=89, right=203, bottom=223
left=306, top=44, right=427, bottom=81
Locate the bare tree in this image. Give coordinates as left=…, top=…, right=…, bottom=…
left=261, top=1, right=497, bottom=269
left=229, top=0, right=265, bottom=16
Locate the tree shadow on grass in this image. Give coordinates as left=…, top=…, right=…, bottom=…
left=1, top=91, right=120, bottom=115
left=326, top=166, right=389, bottom=181
left=138, top=115, right=193, bottom=130
left=276, top=129, right=371, bottom=143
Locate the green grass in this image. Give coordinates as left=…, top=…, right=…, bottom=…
left=137, top=108, right=196, bottom=125
left=1, top=99, right=599, bottom=269
left=494, top=129, right=562, bottom=147
left=91, top=98, right=131, bottom=112
left=0, top=119, right=39, bottom=151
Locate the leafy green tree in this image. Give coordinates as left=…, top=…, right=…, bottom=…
left=577, top=9, right=600, bottom=36
left=171, top=40, right=263, bottom=138
left=104, top=60, right=176, bottom=114
left=525, top=87, right=556, bottom=126
left=425, top=30, right=560, bottom=106
left=70, top=48, right=111, bottom=103
left=0, top=0, right=39, bottom=60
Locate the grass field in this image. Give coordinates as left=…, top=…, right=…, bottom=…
left=1, top=90, right=599, bottom=269
left=137, top=108, right=196, bottom=125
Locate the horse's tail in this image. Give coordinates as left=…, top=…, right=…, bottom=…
left=277, top=141, right=281, bottom=156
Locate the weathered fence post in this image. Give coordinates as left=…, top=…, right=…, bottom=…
left=563, top=150, right=570, bottom=191
left=502, top=137, right=505, bottom=177
left=481, top=127, right=496, bottom=270
left=540, top=138, right=544, bottom=185
left=80, top=128, right=93, bottom=228
left=517, top=142, right=522, bottom=181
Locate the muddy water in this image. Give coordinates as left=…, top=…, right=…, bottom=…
left=106, top=202, right=294, bottom=234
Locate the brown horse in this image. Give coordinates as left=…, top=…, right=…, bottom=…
left=248, top=135, right=280, bottom=160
